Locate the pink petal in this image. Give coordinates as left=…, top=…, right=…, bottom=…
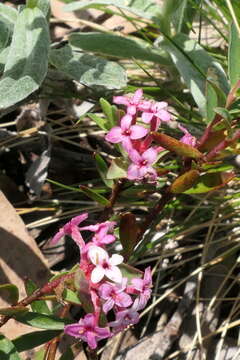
left=113, top=95, right=129, bottom=106
left=71, top=226, right=85, bottom=249
left=83, top=313, right=96, bottom=328
left=132, top=88, right=143, bottom=103
left=109, top=254, right=123, bottom=266
left=130, top=125, right=148, bottom=139
left=144, top=267, right=152, bottom=285
left=88, top=246, right=108, bottom=265
left=86, top=332, right=97, bottom=349
left=79, top=224, right=100, bottom=232
left=51, top=229, right=65, bottom=245
left=64, top=323, right=84, bottom=338
left=142, top=148, right=158, bottom=164
left=139, top=166, right=157, bottom=180
left=103, top=298, right=115, bottom=313
left=131, top=278, right=144, bottom=291
left=141, top=112, right=153, bottom=123
left=115, top=292, right=133, bottom=308
left=95, top=326, right=111, bottom=339
left=99, top=283, right=113, bottom=299
left=91, top=266, right=105, bottom=283
left=157, top=109, right=171, bottom=122
left=127, top=105, right=137, bottom=115
left=121, top=137, right=133, bottom=153
left=153, top=101, right=168, bottom=111
left=139, top=100, right=152, bottom=111
left=99, top=234, right=115, bottom=244
left=120, top=114, right=132, bottom=130
left=105, top=126, right=123, bottom=143
left=105, top=266, right=122, bottom=283
left=128, top=148, right=141, bottom=164
left=127, top=164, right=141, bottom=180
left=71, top=213, right=88, bottom=226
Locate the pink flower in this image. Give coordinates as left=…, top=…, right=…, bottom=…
left=51, top=213, right=88, bottom=247
left=64, top=313, right=111, bottom=349
left=179, top=124, right=197, bottom=147
left=108, top=306, right=140, bottom=333
left=105, top=114, right=148, bottom=151
left=127, top=148, right=158, bottom=181
left=139, top=101, right=171, bottom=126
left=80, top=221, right=116, bottom=246
left=99, top=278, right=133, bottom=313
left=88, top=246, right=123, bottom=284
left=113, top=89, right=143, bottom=115
left=129, top=267, right=152, bottom=311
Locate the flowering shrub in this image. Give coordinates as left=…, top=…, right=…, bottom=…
left=105, top=89, right=196, bottom=183
left=52, top=213, right=152, bottom=349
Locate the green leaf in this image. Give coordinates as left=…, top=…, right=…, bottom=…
left=161, top=33, right=229, bottom=117
left=13, top=330, right=61, bottom=353
left=0, top=47, right=9, bottom=74
left=27, top=0, right=39, bottom=8
left=79, top=185, right=110, bottom=206
left=62, top=288, right=81, bottom=305
left=49, top=45, right=127, bottom=90
left=120, top=213, right=139, bottom=260
left=69, top=32, right=170, bottom=65
left=228, top=22, right=240, bottom=87
left=107, top=158, right=128, bottom=179
left=95, top=153, right=114, bottom=188
left=152, top=132, right=203, bottom=159
left=87, top=113, right=109, bottom=131
left=0, top=334, right=21, bottom=360
left=214, top=107, right=233, bottom=136
left=0, top=284, right=19, bottom=305
left=171, top=0, right=200, bottom=34
left=0, top=306, right=29, bottom=316
left=184, top=171, right=235, bottom=194
left=37, top=0, right=51, bottom=18
left=0, top=6, right=50, bottom=113
left=25, top=279, right=51, bottom=315
left=15, top=312, right=71, bottom=330
left=170, top=169, right=200, bottom=193
left=99, top=98, right=115, bottom=127
left=0, top=21, right=10, bottom=52
left=33, top=348, right=45, bottom=360
left=119, top=263, right=142, bottom=282
left=0, top=4, right=17, bottom=32
left=59, top=347, right=74, bottom=360
left=64, top=0, right=161, bottom=21
left=206, top=74, right=218, bottom=123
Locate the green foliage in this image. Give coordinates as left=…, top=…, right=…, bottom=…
left=15, top=312, right=71, bottom=330
left=13, top=330, right=61, bottom=352
left=0, top=335, right=21, bottom=360
left=228, top=22, right=240, bottom=87
left=0, top=3, right=17, bottom=32
left=64, top=0, right=161, bottom=21
left=95, top=153, right=114, bottom=188
left=25, top=279, right=51, bottom=314
left=0, top=284, right=19, bottom=305
left=0, top=6, right=50, bottom=113
left=49, top=45, right=127, bottom=90
left=69, top=32, right=170, bottom=65
left=161, top=33, right=229, bottom=118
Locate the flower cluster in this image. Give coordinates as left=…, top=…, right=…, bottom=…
left=51, top=213, right=152, bottom=349
left=105, top=89, right=196, bottom=182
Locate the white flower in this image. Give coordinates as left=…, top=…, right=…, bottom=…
left=88, top=246, right=123, bottom=284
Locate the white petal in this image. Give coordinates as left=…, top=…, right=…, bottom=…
left=88, top=246, right=108, bottom=265
left=106, top=266, right=122, bottom=283
left=91, top=266, right=105, bottom=283
left=109, top=254, right=124, bottom=266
